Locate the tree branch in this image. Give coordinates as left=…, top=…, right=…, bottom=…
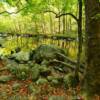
left=56, top=13, right=78, bottom=22
left=49, top=59, right=84, bottom=73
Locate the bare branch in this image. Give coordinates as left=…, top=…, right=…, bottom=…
left=56, top=13, right=78, bottom=22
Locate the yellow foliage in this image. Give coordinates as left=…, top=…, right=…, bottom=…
left=0, top=48, right=11, bottom=56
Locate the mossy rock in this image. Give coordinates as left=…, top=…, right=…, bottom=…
left=47, top=76, right=54, bottom=81
left=36, top=78, right=48, bottom=85
left=13, top=51, right=30, bottom=62
left=33, top=63, right=41, bottom=68
left=52, top=79, right=59, bottom=85
left=7, top=64, right=18, bottom=74
left=31, top=66, right=40, bottom=81
left=0, top=75, right=12, bottom=83
left=41, top=59, right=49, bottom=65
left=47, top=76, right=63, bottom=85
left=39, top=66, right=51, bottom=77
left=28, top=61, right=35, bottom=68
left=30, top=44, right=66, bottom=64
left=15, top=64, right=30, bottom=80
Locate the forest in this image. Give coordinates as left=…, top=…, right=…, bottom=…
left=0, top=0, right=100, bottom=100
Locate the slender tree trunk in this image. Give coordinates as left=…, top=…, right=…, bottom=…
left=66, top=16, right=68, bottom=32
left=42, top=14, right=46, bottom=34
left=69, top=17, right=72, bottom=32
left=63, top=15, right=66, bottom=34
left=58, top=16, right=61, bottom=34
left=41, top=14, right=46, bottom=34
left=84, top=0, right=100, bottom=99
left=49, top=13, right=53, bottom=34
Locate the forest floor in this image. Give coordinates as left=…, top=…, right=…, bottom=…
left=0, top=60, right=84, bottom=100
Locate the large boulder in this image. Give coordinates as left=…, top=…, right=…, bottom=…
left=30, top=44, right=67, bottom=64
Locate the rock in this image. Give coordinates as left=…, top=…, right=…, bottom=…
left=11, top=51, right=30, bottom=63
left=28, top=61, right=35, bottom=68
left=0, top=75, right=12, bottom=83
left=15, top=64, right=30, bottom=80
left=41, top=59, right=49, bottom=66
left=51, top=79, right=59, bottom=85
left=30, top=44, right=66, bottom=64
left=6, top=61, right=19, bottom=74
left=33, top=63, right=41, bottom=68
left=47, top=76, right=54, bottom=81
left=39, top=66, right=51, bottom=77
left=31, top=65, right=40, bottom=81
left=47, top=76, right=63, bottom=85
left=36, top=78, right=48, bottom=85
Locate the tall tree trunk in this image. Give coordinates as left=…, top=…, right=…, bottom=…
left=84, top=0, right=100, bottom=99
left=73, top=0, right=82, bottom=87
left=76, top=0, right=82, bottom=75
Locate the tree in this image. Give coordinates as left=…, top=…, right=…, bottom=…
left=84, top=0, right=100, bottom=99
left=56, top=0, right=83, bottom=85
